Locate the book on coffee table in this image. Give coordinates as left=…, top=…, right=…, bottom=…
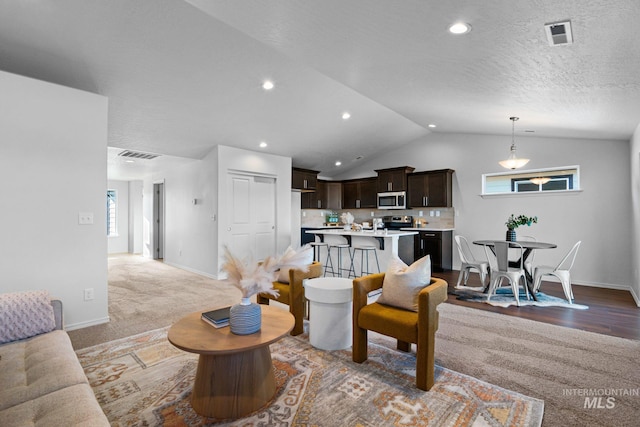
left=201, top=306, right=231, bottom=328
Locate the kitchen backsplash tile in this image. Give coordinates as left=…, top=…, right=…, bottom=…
left=301, top=207, right=455, bottom=229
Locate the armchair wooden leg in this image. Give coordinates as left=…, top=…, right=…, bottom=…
left=415, top=332, right=437, bottom=391
left=397, top=340, right=411, bottom=352
left=352, top=326, right=368, bottom=363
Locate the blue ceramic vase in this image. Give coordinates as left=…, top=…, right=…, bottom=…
left=506, top=229, right=517, bottom=242
left=229, top=298, right=262, bottom=335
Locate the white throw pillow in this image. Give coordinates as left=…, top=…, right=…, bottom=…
left=277, top=246, right=314, bottom=283
left=377, top=255, right=431, bottom=312
left=0, top=290, right=56, bottom=344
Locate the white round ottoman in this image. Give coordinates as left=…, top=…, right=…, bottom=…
left=304, top=277, right=353, bottom=350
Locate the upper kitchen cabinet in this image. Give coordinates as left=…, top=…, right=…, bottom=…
left=342, top=177, right=377, bottom=209
left=301, top=180, right=325, bottom=209
left=292, top=167, right=318, bottom=191
left=375, top=166, right=415, bottom=192
left=408, top=169, right=454, bottom=207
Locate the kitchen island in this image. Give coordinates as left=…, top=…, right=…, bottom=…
left=306, top=229, right=417, bottom=274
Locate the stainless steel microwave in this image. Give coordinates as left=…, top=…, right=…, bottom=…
left=377, top=191, right=406, bottom=210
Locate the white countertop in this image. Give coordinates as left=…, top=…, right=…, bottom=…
left=400, top=227, right=455, bottom=232
left=306, top=229, right=417, bottom=237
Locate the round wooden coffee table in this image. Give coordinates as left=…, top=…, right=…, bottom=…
left=167, top=304, right=294, bottom=419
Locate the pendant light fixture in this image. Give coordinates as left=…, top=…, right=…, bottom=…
left=499, top=116, right=529, bottom=169
left=530, top=177, right=551, bottom=185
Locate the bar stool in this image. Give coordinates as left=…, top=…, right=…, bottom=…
left=324, top=244, right=354, bottom=277
left=352, top=245, right=380, bottom=277
left=309, top=241, right=328, bottom=263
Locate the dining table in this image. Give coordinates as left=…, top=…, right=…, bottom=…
left=472, top=240, right=557, bottom=301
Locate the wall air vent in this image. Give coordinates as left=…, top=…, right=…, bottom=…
left=117, top=150, right=160, bottom=160
left=545, top=20, right=573, bottom=46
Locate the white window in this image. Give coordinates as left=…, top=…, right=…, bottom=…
left=107, top=190, right=117, bottom=236
left=482, top=166, right=580, bottom=196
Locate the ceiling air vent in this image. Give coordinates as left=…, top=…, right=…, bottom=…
left=118, top=150, right=160, bottom=160
left=545, top=20, right=573, bottom=46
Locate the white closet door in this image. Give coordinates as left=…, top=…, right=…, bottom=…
left=226, top=173, right=276, bottom=260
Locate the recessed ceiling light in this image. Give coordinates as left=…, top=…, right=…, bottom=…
left=428, top=124, right=437, bottom=128
left=262, top=80, right=274, bottom=90
left=125, top=160, right=135, bottom=163
left=259, top=141, right=268, bottom=148
left=342, top=112, right=351, bottom=120
left=335, top=161, right=342, bottom=166
left=448, top=22, right=471, bottom=34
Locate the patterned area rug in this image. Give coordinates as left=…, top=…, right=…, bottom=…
left=76, top=326, right=544, bottom=427
left=452, top=286, right=589, bottom=309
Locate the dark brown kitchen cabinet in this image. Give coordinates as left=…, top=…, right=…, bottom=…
left=408, top=169, right=454, bottom=207
left=292, top=167, right=318, bottom=191
left=342, top=177, right=377, bottom=209
left=301, top=180, right=325, bottom=209
left=375, top=166, right=415, bottom=192
left=414, top=230, right=452, bottom=272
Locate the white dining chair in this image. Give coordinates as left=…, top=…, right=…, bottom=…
left=533, top=241, right=582, bottom=303
left=487, top=241, right=528, bottom=306
left=454, top=235, right=489, bottom=288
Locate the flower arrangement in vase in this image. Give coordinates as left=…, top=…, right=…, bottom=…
left=221, top=245, right=312, bottom=335
left=505, top=214, right=538, bottom=241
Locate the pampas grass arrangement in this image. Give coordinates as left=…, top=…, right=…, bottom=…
left=221, top=245, right=312, bottom=299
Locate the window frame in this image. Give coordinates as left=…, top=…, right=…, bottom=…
left=481, top=165, right=581, bottom=197
left=107, top=189, right=118, bottom=237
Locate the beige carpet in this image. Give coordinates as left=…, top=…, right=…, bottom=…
left=76, top=325, right=544, bottom=426
left=70, top=254, right=640, bottom=426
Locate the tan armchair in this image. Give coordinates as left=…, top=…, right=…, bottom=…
left=257, top=261, right=322, bottom=336
left=352, top=272, right=448, bottom=391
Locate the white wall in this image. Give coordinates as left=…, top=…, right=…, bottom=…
left=107, top=180, right=129, bottom=254
left=143, top=145, right=292, bottom=279
left=335, top=132, right=633, bottom=291
left=629, top=123, right=640, bottom=304
left=0, top=70, right=109, bottom=328
left=128, top=180, right=143, bottom=254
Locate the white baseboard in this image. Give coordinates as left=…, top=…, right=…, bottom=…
left=162, top=261, right=221, bottom=280
left=65, top=316, right=110, bottom=331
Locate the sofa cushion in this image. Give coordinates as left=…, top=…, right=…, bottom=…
left=377, top=255, right=431, bottom=312
left=0, top=330, right=90, bottom=410
left=277, top=246, right=313, bottom=283
left=0, top=290, right=56, bottom=344
left=0, top=383, right=110, bottom=427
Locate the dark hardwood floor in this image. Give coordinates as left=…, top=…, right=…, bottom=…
left=434, top=269, right=640, bottom=340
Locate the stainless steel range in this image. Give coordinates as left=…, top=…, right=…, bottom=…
left=382, top=215, right=413, bottom=230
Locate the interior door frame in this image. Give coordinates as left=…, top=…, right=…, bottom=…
left=152, top=181, right=165, bottom=260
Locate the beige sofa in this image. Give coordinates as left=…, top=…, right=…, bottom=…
left=0, top=291, right=109, bottom=426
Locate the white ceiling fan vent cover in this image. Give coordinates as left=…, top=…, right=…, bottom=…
left=545, top=20, right=573, bottom=46
left=118, top=150, right=160, bottom=160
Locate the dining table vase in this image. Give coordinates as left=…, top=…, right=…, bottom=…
left=506, top=229, right=517, bottom=242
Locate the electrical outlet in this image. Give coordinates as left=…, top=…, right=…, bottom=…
left=419, top=211, right=423, bottom=217
left=371, top=211, right=375, bottom=217
left=78, top=212, right=94, bottom=225
left=84, top=288, right=94, bottom=301
left=436, top=210, right=441, bottom=217
left=429, top=210, right=435, bottom=217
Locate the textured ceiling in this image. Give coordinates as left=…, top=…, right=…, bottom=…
left=1, top=0, right=639, bottom=179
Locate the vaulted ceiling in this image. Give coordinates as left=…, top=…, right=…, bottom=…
left=1, top=0, right=638, bottom=179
